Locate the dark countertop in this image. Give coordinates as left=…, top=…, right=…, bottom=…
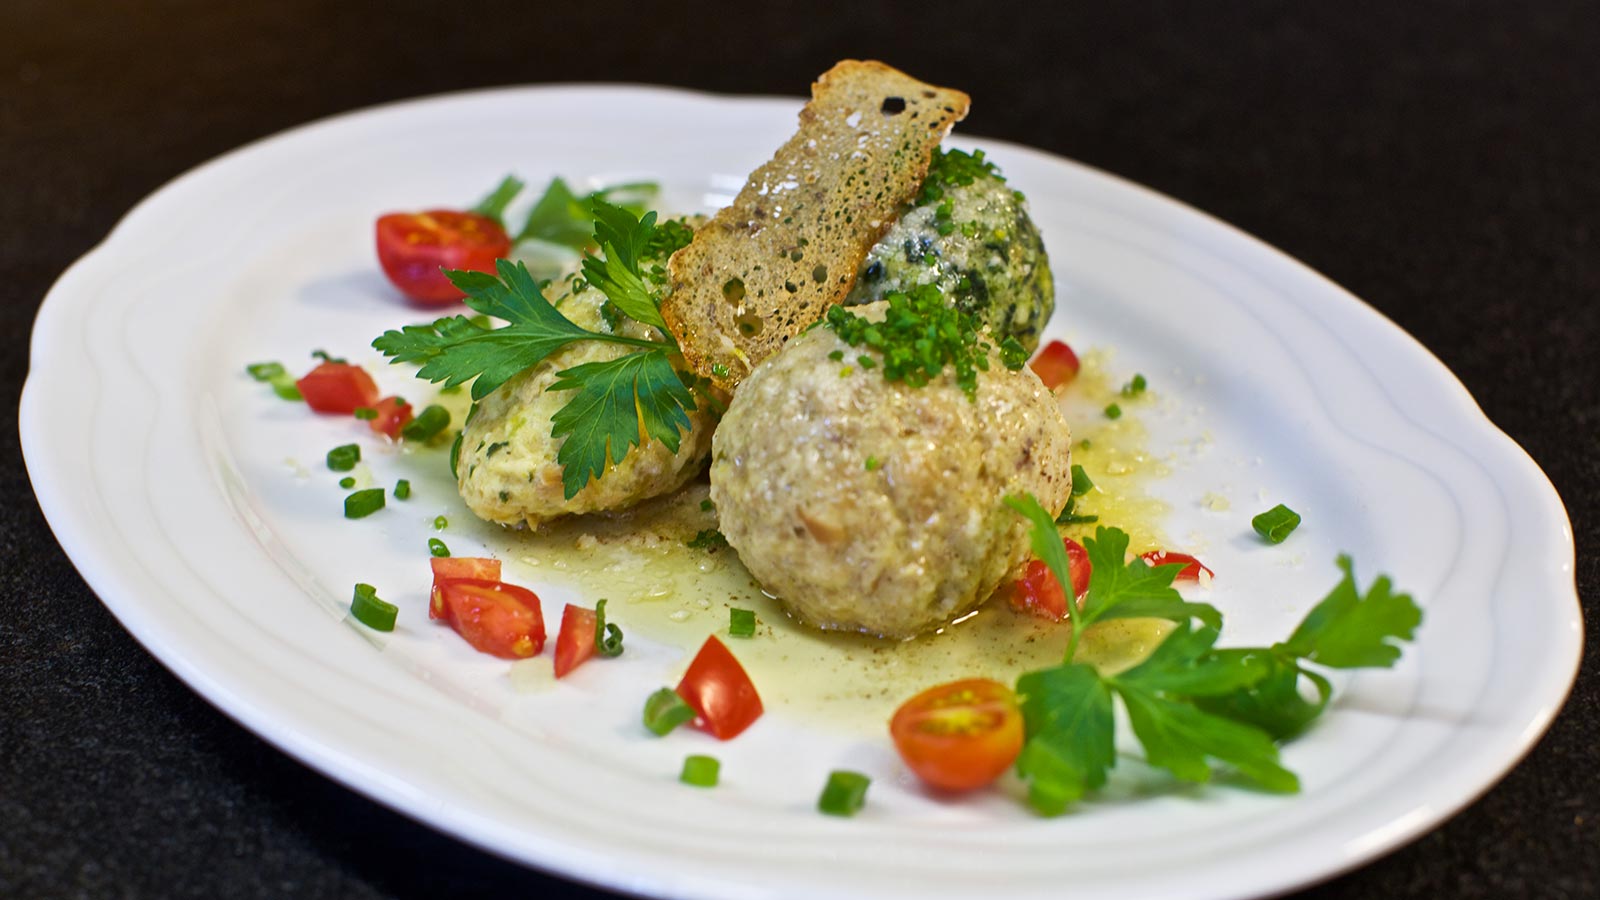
left=3, top=2, right=1594, bottom=897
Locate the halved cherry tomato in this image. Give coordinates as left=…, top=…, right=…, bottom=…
left=429, top=556, right=502, bottom=620
left=676, top=636, right=763, bottom=740
left=1140, top=550, right=1214, bottom=582
left=553, top=604, right=599, bottom=679
left=434, top=578, right=545, bottom=659
left=890, top=678, right=1024, bottom=792
left=1010, top=537, right=1092, bottom=621
left=375, top=210, right=511, bottom=304
left=368, top=395, right=414, bottom=440
left=1029, top=339, right=1080, bottom=390
left=296, top=362, right=379, bottom=414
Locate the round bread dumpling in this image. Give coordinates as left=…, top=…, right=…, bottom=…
left=709, top=310, right=1073, bottom=639
left=846, top=148, right=1054, bottom=351
left=457, top=285, right=717, bottom=529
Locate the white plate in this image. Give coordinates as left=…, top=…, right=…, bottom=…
left=21, top=85, right=1581, bottom=899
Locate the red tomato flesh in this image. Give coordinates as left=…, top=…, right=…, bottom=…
left=890, top=678, right=1024, bottom=792
left=1029, top=340, right=1081, bottom=390
left=553, top=604, right=598, bottom=679
left=376, top=210, right=511, bottom=305
left=296, top=362, right=379, bottom=414
left=676, top=636, right=763, bottom=740
left=434, top=578, right=545, bottom=659
left=1010, top=537, right=1092, bottom=621
left=368, top=395, right=414, bottom=440
left=1140, top=550, right=1214, bottom=582
left=429, top=557, right=502, bottom=620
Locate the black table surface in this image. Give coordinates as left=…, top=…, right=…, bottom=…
left=4, top=1, right=1595, bottom=897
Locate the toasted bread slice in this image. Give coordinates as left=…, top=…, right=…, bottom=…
left=663, top=60, right=970, bottom=390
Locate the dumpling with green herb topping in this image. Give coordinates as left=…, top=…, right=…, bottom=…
left=846, top=148, right=1054, bottom=351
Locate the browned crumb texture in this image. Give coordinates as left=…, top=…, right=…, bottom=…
left=663, top=60, right=970, bottom=391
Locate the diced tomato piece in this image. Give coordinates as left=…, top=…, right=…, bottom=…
left=553, top=604, right=599, bottom=679
left=891, top=678, right=1024, bottom=792
left=376, top=210, right=512, bottom=305
left=296, top=362, right=380, bottom=414
left=1010, top=537, right=1092, bottom=621
left=429, top=556, right=502, bottom=620
left=676, top=636, right=763, bottom=740
left=1029, top=340, right=1080, bottom=390
left=368, top=395, right=414, bottom=440
left=434, top=578, right=545, bottom=659
left=1140, top=550, right=1214, bottom=582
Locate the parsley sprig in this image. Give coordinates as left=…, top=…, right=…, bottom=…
left=1005, top=493, right=1421, bottom=815
left=372, top=202, right=698, bottom=499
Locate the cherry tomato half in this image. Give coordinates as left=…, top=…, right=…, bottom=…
left=296, top=362, right=379, bottom=414
left=553, top=604, right=599, bottom=679
left=1029, top=340, right=1080, bottom=391
left=676, top=636, right=763, bottom=740
left=1010, top=537, right=1092, bottom=621
left=429, top=556, right=502, bottom=620
left=375, top=210, right=512, bottom=305
left=434, top=578, right=545, bottom=659
left=890, top=678, right=1024, bottom=792
left=368, top=395, right=414, bottom=440
left=1140, top=550, right=1214, bottom=582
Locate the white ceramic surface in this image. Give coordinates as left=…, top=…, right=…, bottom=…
left=21, top=86, right=1581, bottom=899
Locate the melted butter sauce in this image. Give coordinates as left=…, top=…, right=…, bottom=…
left=483, top=349, right=1176, bottom=737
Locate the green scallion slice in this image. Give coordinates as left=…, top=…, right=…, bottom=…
left=1070, top=464, right=1094, bottom=497
left=1252, top=504, right=1302, bottom=544
left=1121, top=373, right=1147, bottom=397
left=393, top=479, right=411, bottom=500
left=344, top=488, right=385, bottom=519
left=246, top=361, right=286, bottom=382
left=338, top=476, right=356, bottom=489
left=350, top=583, right=397, bottom=632
left=428, top=538, right=450, bottom=558
left=1104, top=403, right=1122, bottom=420
left=353, top=406, right=377, bottom=420
left=729, top=608, right=756, bottom=638
left=594, top=599, right=624, bottom=657
left=402, top=405, right=451, bottom=442
left=433, top=515, right=449, bottom=530
left=271, top=378, right=303, bottom=401
left=818, top=770, right=870, bottom=817
left=326, top=443, right=360, bottom=472
left=643, top=687, right=696, bottom=736
left=680, top=755, right=720, bottom=788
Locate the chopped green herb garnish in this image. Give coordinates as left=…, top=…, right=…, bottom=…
left=1070, top=464, right=1094, bottom=497
left=687, top=529, right=728, bottom=552
left=864, top=455, right=882, bottom=471
left=699, top=498, right=715, bottom=513
left=344, top=488, right=385, bottom=519
left=271, top=380, right=303, bottom=401
left=918, top=148, right=1003, bottom=205
left=352, top=406, right=378, bottom=420
left=401, top=405, right=450, bottom=442
left=594, top=598, right=624, bottom=657
left=1121, top=373, right=1148, bottom=397
left=729, top=607, right=756, bottom=638
left=1104, top=403, right=1122, bottom=420
left=817, top=770, right=871, bottom=817
left=393, top=479, right=411, bottom=500
left=246, top=361, right=286, bottom=381
left=643, top=687, right=696, bottom=736
left=680, top=755, right=720, bottom=788
left=350, top=583, right=397, bottom=632
left=326, top=444, right=360, bottom=472
left=1252, top=504, right=1302, bottom=544
left=825, top=284, right=1012, bottom=400
left=338, top=476, right=356, bottom=489
left=433, top=515, right=448, bottom=530
left=428, top=538, right=450, bottom=558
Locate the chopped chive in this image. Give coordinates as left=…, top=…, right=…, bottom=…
left=1057, top=513, right=1099, bottom=524
left=402, top=405, right=450, bottom=442
left=338, top=476, right=356, bottom=489
left=353, top=406, right=378, bottom=420
left=680, top=755, right=720, bottom=787
left=326, top=444, right=360, bottom=472
left=1070, top=464, right=1094, bottom=497
left=827, top=349, right=845, bottom=362
left=593, top=599, right=625, bottom=657
left=1121, top=373, right=1147, bottom=397
left=428, top=538, right=450, bottom=558
left=344, top=488, right=385, bottom=519
left=1103, top=403, right=1122, bottom=420
left=818, top=770, right=871, bottom=817
left=687, top=529, right=728, bottom=552
left=433, top=515, right=449, bottom=530
left=1252, top=504, right=1302, bottom=544
left=856, top=355, right=877, bottom=370
left=643, top=687, right=696, bottom=736
left=1078, top=438, right=1092, bottom=450
left=710, top=362, right=731, bottom=379
left=729, top=607, right=756, bottom=637
left=393, top=479, right=411, bottom=500
left=699, top=498, right=715, bottom=513
left=449, top=431, right=464, bottom=479
left=350, top=583, right=397, bottom=632
left=864, top=455, right=882, bottom=471
left=271, top=378, right=303, bottom=401
left=246, top=361, right=285, bottom=381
